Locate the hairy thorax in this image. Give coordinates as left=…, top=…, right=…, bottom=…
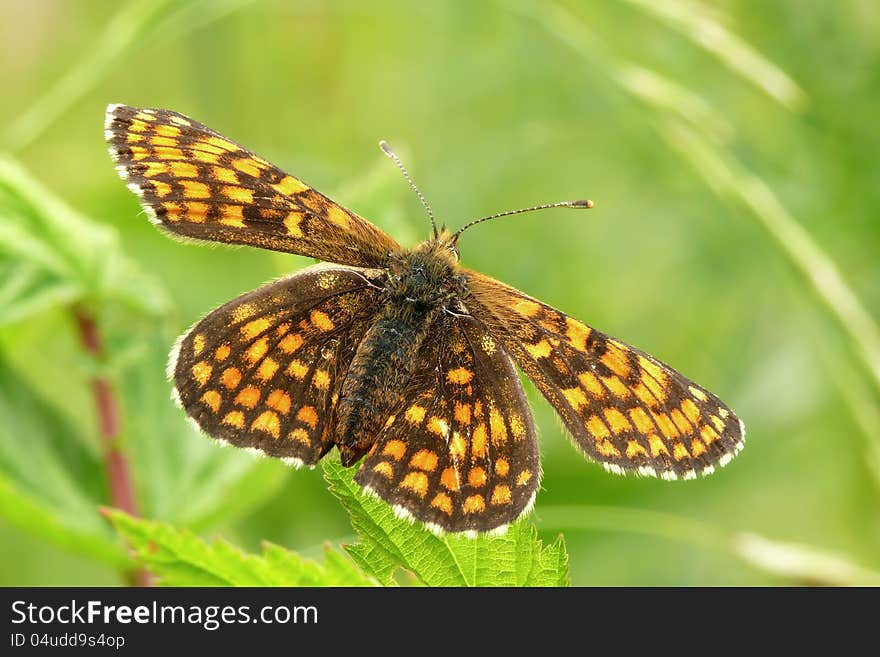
left=334, top=236, right=468, bottom=464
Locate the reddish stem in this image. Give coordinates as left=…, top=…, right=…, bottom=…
left=74, top=308, right=152, bottom=587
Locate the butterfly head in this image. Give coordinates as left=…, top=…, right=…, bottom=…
left=387, top=236, right=466, bottom=309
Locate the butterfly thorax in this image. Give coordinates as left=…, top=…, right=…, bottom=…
left=334, top=238, right=466, bottom=465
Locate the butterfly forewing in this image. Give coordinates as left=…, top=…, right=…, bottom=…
left=464, top=270, right=744, bottom=480
left=356, top=314, right=540, bottom=533
left=105, top=104, right=400, bottom=268
left=172, top=264, right=385, bottom=466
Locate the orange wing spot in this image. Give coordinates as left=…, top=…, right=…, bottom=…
left=427, top=416, right=450, bottom=438
left=326, top=204, right=351, bottom=228
left=449, top=433, right=467, bottom=460
left=169, top=161, right=199, bottom=178
left=430, top=492, right=453, bottom=515
left=191, top=361, right=212, bottom=387
left=638, top=355, right=669, bottom=387
left=598, top=440, right=621, bottom=457
left=453, top=402, right=471, bottom=425
left=310, top=310, right=335, bottom=331
left=251, top=411, right=280, bottom=438
left=290, top=428, right=311, bottom=445
left=235, top=385, right=261, bottom=409
left=670, top=408, right=692, bottom=435
left=274, top=322, right=291, bottom=338
left=462, top=495, right=486, bottom=514
left=473, top=400, right=483, bottom=418
left=267, top=390, right=292, bottom=415
left=244, top=337, right=269, bottom=365
left=231, top=303, right=257, bottom=322
left=312, top=369, right=330, bottom=390
left=652, top=412, right=681, bottom=439
left=192, top=334, right=206, bottom=356
left=710, top=415, right=725, bottom=432
left=205, top=136, right=238, bottom=152
left=153, top=146, right=184, bottom=159
left=628, top=407, right=654, bottom=434
left=133, top=112, right=156, bottom=124
left=525, top=339, right=552, bottom=359
left=494, top=458, right=510, bottom=477
left=140, top=161, right=168, bottom=177
left=468, top=467, right=487, bottom=488
left=513, top=299, right=541, bottom=317
left=648, top=434, right=669, bottom=457
left=489, top=408, right=508, bottom=444
left=372, top=461, right=394, bottom=479
left=681, top=398, right=701, bottom=424
left=383, top=414, right=396, bottom=429
left=240, top=317, right=271, bottom=340
left=296, top=405, right=319, bottom=428
left=672, top=441, right=690, bottom=461
left=219, top=204, right=245, bottom=228
left=601, top=346, right=631, bottom=378
left=509, top=414, right=527, bottom=440
left=626, top=440, right=648, bottom=458
left=256, top=358, right=279, bottom=381
left=579, top=371, right=606, bottom=398
left=181, top=180, right=210, bottom=199
left=284, top=212, right=303, bottom=237
left=604, top=408, right=633, bottom=434
left=586, top=415, right=611, bottom=440
left=472, top=424, right=488, bottom=458
left=126, top=131, right=145, bottom=144
left=382, top=440, right=406, bottom=461
left=222, top=185, right=253, bottom=204
left=446, top=367, right=474, bottom=385
left=641, top=371, right=667, bottom=403
left=632, top=382, right=658, bottom=408
left=232, top=157, right=263, bottom=178
left=152, top=180, right=172, bottom=198
left=565, top=317, right=591, bottom=351
left=481, top=334, right=497, bottom=355
left=212, top=166, right=239, bottom=184
left=185, top=202, right=209, bottom=222
left=273, top=175, right=307, bottom=196
left=154, top=123, right=181, bottom=138
left=440, top=467, right=460, bottom=491
left=410, top=450, right=438, bottom=471
left=287, top=359, right=308, bottom=380
left=405, top=405, right=426, bottom=425
left=602, top=375, right=632, bottom=400
left=169, top=115, right=191, bottom=127
left=220, top=367, right=242, bottom=390
left=200, top=389, right=222, bottom=412
left=516, top=470, right=533, bottom=486
left=700, top=424, right=720, bottom=445
left=279, top=333, right=303, bottom=354
left=191, top=149, right=220, bottom=164
left=563, top=387, right=588, bottom=410
left=689, top=386, right=708, bottom=402
left=718, top=407, right=730, bottom=419
left=690, top=438, right=707, bottom=457
left=491, top=485, right=512, bottom=506
left=222, top=410, right=245, bottom=429
left=400, top=471, right=430, bottom=498
left=128, top=119, right=149, bottom=132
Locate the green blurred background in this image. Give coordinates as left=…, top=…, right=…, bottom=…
left=1, top=0, right=879, bottom=586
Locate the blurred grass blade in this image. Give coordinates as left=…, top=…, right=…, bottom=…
left=539, top=505, right=880, bottom=585
left=5, top=0, right=252, bottom=152
left=661, top=120, right=880, bottom=396
left=105, top=509, right=375, bottom=586
left=621, top=0, right=807, bottom=110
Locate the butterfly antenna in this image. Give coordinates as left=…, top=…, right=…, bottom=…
left=379, top=140, right=438, bottom=238
left=451, top=199, right=593, bottom=242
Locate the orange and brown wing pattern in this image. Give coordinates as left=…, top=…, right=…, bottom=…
left=355, top=314, right=539, bottom=535
left=105, top=104, right=400, bottom=268
left=465, top=271, right=745, bottom=480
left=172, top=264, right=385, bottom=467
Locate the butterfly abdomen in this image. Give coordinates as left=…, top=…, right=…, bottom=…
left=334, top=302, right=441, bottom=465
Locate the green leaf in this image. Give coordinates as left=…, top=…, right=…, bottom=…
left=105, top=509, right=375, bottom=586
left=323, top=458, right=569, bottom=586
left=0, top=355, right=127, bottom=566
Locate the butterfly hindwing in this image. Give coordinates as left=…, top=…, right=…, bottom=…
left=105, top=104, right=400, bottom=268
left=172, top=264, right=385, bottom=466
left=355, top=314, right=540, bottom=534
left=464, top=271, right=745, bottom=480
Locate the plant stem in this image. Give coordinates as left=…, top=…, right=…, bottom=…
left=74, top=307, right=152, bottom=587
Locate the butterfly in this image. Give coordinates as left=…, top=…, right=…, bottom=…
left=105, top=103, right=745, bottom=536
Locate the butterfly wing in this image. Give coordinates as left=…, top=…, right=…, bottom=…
left=464, top=271, right=745, bottom=480
left=105, top=104, right=400, bottom=268
left=355, top=313, right=540, bottom=534
left=172, top=263, right=386, bottom=466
